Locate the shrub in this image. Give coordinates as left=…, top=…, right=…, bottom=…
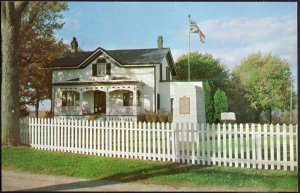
left=138, top=114, right=145, bottom=122
left=88, top=114, right=97, bottom=121
left=144, top=110, right=152, bottom=122
left=167, top=112, right=173, bottom=123
left=158, top=109, right=167, bottom=123
left=150, top=111, right=158, bottom=123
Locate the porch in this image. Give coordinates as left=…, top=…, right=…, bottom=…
left=53, top=83, right=144, bottom=120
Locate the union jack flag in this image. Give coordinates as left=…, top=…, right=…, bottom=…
left=190, top=21, right=205, bottom=43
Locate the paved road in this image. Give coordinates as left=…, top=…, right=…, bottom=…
left=2, top=169, right=209, bottom=192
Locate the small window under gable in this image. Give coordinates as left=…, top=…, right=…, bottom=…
left=92, top=58, right=111, bottom=77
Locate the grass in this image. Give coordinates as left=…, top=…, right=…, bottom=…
left=2, top=146, right=298, bottom=191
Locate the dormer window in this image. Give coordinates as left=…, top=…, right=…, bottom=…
left=92, top=58, right=111, bottom=76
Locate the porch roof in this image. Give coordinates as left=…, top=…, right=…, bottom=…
left=52, top=80, right=145, bottom=86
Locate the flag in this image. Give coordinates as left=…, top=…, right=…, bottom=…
left=190, top=21, right=205, bottom=43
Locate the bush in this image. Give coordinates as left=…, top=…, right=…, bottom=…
left=144, top=110, right=152, bottom=122
left=150, top=111, right=158, bottom=123
left=158, top=110, right=167, bottom=123
left=137, top=114, right=145, bottom=122
left=88, top=114, right=97, bottom=121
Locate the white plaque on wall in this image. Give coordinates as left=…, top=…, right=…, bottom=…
left=179, top=96, right=190, bottom=114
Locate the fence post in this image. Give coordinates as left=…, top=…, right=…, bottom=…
left=289, top=124, right=294, bottom=171
left=162, top=122, right=166, bottom=161
left=206, top=123, right=211, bottom=166
left=212, top=123, right=216, bottom=165
left=166, top=122, right=170, bottom=161
left=228, top=123, right=232, bottom=167
left=138, top=122, right=142, bottom=159
left=276, top=124, right=281, bottom=169
left=257, top=124, right=262, bottom=169
left=263, top=124, right=268, bottom=170
left=186, top=123, right=190, bottom=164
left=191, top=123, right=195, bottom=165
left=283, top=124, right=287, bottom=171
left=240, top=124, right=244, bottom=168
left=171, top=122, right=176, bottom=162
left=143, top=122, right=147, bottom=160
left=270, top=124, right=274, bottom=170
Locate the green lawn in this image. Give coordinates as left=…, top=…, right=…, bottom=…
left=2, top=146, right=297, bottom=191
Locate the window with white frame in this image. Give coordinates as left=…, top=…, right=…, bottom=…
left=92, top=58, right=111, bottom=77
left=62, top=91, right=80, bottom=106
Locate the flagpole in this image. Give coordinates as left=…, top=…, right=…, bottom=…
left=188, top=14, right=191, bottom=83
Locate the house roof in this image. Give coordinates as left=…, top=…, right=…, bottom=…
left=46, top=47, right=177, bottom=75
left=106, top=48, right=170, bottom=65
left=47, top=51, right=94, bottom=68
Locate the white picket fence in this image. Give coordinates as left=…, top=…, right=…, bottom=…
left=19, top=118, right=298, bottom=171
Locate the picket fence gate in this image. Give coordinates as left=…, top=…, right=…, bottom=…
left=19, top=118, right=298, bottom=171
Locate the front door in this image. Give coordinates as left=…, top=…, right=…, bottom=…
left=94, top=91, right=106, bottom=114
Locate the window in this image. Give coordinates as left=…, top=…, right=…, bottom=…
left=62, top=91, right=80, bottom=106
left=160, top=63, right=162, bottom=81
left=123, top=91, right=133, bottom=106
left=92, top=58, right=111, bottom=76
left=166, top=67, right=170, bottom=81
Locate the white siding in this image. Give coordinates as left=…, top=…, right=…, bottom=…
left=159, top=81, right=205, bottom=123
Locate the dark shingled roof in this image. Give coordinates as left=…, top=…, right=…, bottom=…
left=47, top=51, right=94, bottom=68
left=46, top=48, right=171, bottom=68
left=106, top=48, right=170, bottom=65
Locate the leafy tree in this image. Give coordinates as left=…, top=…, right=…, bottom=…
left=234, top=52, right=292, bottom=123
left=174, top=51, right=229, bottom=93
left=18, top=2, right=69, bottom=117
left=203, top=81, right=214, bottom=123
left=2, top=2, right=29, bottom=146
left=213, top=89, right=228, bottom=122
left=225, top=73, right=257, bottom=123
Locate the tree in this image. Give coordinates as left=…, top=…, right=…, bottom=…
left=234, top=52, right=292, bottom=123
left=203, top=81, right=214, bottom=123
left=213, top=89, right=228, bottom=122
left=18, top=2, right=69, bottom=118
left=225, top=73, right=257, bottom=123
left=174, top=51, right=229, bottom=93
left=2, top=2, right=29, bottom=146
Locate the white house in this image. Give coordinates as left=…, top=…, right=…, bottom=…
left=47, top=36, right=206, bottom=123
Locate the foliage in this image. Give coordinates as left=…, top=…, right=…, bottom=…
left=203, top=81, right=214, bottom=123
left=213, top=89, right=228, bottom=122
left=225, top=74, right=257, bottom=123
left=173, top=51, right=229, bottom=93
left=234, top=52, right=293, bottom=123
left=157, top=109, right=168, bottom=123
left=19, top=2, right=69, bottom=117
left=2, top=146, right=298, bottom=191
left=144, top=110, right=171, bottom=123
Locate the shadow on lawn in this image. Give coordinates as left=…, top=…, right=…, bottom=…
left=18, top=163, right=209, bottom=191
left=18, top=162, right=295, bottom=191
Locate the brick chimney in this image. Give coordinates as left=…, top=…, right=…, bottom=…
left=71, top=37, right=78, bottom=54
left=157, top=35, right=163, bottom=49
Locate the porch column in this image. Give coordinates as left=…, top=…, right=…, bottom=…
left=106, top=91, right=110, bottom=115
left=133, top=89, right=137, bottom=115
left=80, top=91, right=83, bottom=115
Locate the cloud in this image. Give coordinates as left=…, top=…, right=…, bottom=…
left=201, top=14, right=297, bottom=68
left=171, top=13, right=297, bottom=90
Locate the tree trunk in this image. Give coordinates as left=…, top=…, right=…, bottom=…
left=1, top=2, right=29, bottom=146
left=35, top=96, right=39, bottom=118
left=254, top=111, right=261, bottom=123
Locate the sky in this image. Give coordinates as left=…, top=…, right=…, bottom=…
left=38, top=2, right=298, bottom=111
